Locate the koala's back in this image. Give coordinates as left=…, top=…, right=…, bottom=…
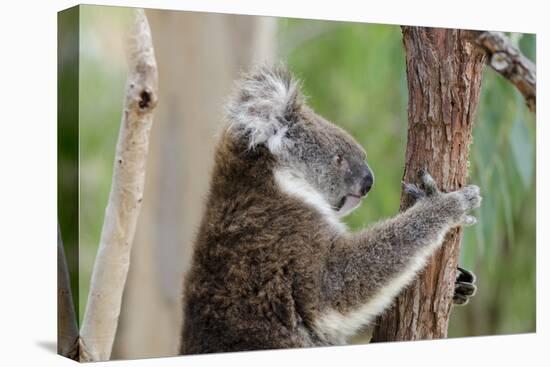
left=179, top=139, right=334, bottom=355
left=180, top=243, right=320, bottom=354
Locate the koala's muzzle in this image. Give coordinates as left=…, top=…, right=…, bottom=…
left=335, top=164, right=374, bottom=217
left=360, top=165, right=374, bottom=196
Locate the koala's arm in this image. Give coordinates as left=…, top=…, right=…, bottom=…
left=317, top=171, right=481, bottom=340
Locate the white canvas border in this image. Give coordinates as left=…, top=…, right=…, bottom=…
left=0, top=0, right=545, bottom=366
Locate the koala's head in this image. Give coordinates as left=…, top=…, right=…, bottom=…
left=226, top=65, right=374, bottom=217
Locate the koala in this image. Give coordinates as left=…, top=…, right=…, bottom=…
left=179, top=65, right=481, bottom=355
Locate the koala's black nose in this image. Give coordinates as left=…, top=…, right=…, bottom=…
left=360, top=169, right=374, bottom=196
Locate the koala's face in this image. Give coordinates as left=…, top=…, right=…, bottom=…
left=227, top=65, right=374, bottom=217
left=281, top=107, right=374, bottom=217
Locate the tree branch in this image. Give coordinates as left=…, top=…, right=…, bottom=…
left=57, top=222, right=79, bottom=360
left=78, top=9, right=158, bottom=362
left=472, top=31, right=536, bottom=112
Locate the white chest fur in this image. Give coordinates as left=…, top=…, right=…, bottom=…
left=273, top=168, right=347, bottom=233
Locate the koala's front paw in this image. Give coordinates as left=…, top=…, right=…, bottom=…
left=450, top=184, right=482, bottom=226
left=403, top=170, right=482, bottom=227
left=402, top=169, right=440, bottom=201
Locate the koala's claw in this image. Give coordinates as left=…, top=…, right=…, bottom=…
left=403, top=170, right=440, bottom=201
left=402, top=182, right=425, bottom=200
left=417, top=169, right=439, bottom=196
left=453, top=266, right=477, bottom=306
left=457, top=266, right=476, bottom=283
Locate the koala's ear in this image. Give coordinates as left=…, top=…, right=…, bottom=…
left=226, top=64, right=303, bottom=154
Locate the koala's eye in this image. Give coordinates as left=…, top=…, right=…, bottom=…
left=334, top=155, right=344, bottom=166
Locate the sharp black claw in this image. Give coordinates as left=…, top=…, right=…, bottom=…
left=453, top=294, right=469, bottom=306
left=453, top=266, right=477, bottom=306
left=455, top=281, right=477, bottom=297
left=457, top=266, right=476, bottom=284
left=403, top=182, right=425, bottom=200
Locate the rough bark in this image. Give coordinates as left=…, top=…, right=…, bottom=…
left=471, top=31, right=536, bottom=112
left=372, top=27, right=486, bottom=341
left=78, top=9, right=158, bottom=361
left=111, top=11, right=276, bottom=359
left=57, top=222, right=79, bottom=359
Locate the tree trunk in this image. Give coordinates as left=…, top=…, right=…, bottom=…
left=372, top=27, right=486, bottom=341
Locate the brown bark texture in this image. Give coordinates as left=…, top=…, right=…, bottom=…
left=372, top=27, right=486, bottom=341
left=473, top=31, right=536, bottom=112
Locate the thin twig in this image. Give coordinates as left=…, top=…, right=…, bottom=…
left=79, top=9, right=158, bottom=361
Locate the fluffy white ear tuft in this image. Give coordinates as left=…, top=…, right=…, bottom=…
left=226, top=64, right=302, bottom=154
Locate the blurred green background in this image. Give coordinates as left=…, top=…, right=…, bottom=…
left=58, top=6, right=535, bottom=349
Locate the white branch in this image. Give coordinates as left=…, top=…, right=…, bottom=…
left=79, top=9, right=158, bottom=362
